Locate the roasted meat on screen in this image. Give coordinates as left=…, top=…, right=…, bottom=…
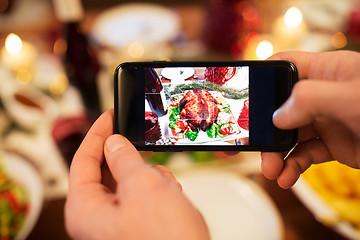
left=179, top=89, right=219, bottom=131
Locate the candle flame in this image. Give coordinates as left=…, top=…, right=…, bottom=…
left=5, top=33, right=23, bottom=55
left=256, top=41, right=273, bottom=60
left=284, top=7, right=303, bottom=29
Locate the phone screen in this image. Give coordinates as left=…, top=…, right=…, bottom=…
left=115, top=61, right=297, bottom=151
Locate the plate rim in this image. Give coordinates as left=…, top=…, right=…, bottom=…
left=292, top=176, right=360, bottom=240
left=177, top=169, right=284, bottom=240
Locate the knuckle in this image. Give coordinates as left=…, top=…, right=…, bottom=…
left=130, top=167, right=166, bottom=190
left=290, top=81, right=312, bottom=106
left=291, top=81, right=307, bottom=98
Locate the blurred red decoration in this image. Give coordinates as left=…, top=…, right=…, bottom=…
left=52, top=115, right=91, bottom=166
left=348, top=8, right=360, bottom=40
left=237, top=99, right=249, bottom=130
left=203, top=0, right=261, bottom=57
left=204, top=67, right=236, bottom=85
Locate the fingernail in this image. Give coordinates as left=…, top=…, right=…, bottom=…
left=273, top=108, right=282, bottom=119
left=273, top=106, right=288, bottom=127
left=105, top=135, right=127, bottom=154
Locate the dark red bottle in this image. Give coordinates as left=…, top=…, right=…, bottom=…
left=203, top=0, right=261, bottom=57
left=52, top=0, right=100, bottom=165
left=53, top=0, right=101, bottom=122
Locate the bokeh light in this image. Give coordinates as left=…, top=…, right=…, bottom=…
left=128, top=42, right=145, bottom=59
left=284, top=7, right=303, bottom=29
left=331, top=32, right=347, bottom=49
left=256, top=40, right=274, bottom=60
left=16, top=69, right=32, bottom=84
left=49, top=73, right=69, bottom=95
left=53, top=38, right=67, bottom=56
left=5, top=33, right=23, bottom=55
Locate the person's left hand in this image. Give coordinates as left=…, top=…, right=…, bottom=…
left=64, top=110, right=210, bottom=240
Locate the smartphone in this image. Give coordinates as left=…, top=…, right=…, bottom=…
left=114, top=61, right=298, bottom=152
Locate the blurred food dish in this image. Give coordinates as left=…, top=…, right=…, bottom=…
left=0, top=151, right=43, bottom=240
left=0, top=79, right=59, bottom=130
left=293, top=161, right=360, bottom=240
left=3, top=130, right=69, bottom=200
left=177, top=169, right=283, bottom=240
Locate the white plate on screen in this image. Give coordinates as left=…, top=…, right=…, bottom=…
left=161, top=67, right=195, bottom=81
left=91, top=3, right=180, bottom=48
left=177, top=170, right=283, bottom=240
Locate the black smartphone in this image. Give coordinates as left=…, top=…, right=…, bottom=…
left=114, top=61, right=298, bottom=152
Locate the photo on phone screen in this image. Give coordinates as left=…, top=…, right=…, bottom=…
left=115, top=61, right=298, bottom=151
left=145, top=66, right=249, bottom=146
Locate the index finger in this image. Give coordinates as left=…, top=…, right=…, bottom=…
left=68, top=109, right=114, bottom=192
left=267, top=51, right=316, bottom=80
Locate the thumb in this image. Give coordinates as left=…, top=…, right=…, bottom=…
left=104, top=134, right=145, bottom=182
left=273, top=80, right=358, bottom=129
left=104, top=135, right=182, bottom=191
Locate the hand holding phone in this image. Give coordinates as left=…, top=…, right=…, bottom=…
left=114, top=61, right=298, bottom=151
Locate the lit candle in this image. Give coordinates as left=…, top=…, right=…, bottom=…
left=256, top=41, right=274, bottom=60
left=243, top=34, right=275, bottom=60
left=272, top=7, right=308, bottom=50
left=1, top=33, right=37, bottom=71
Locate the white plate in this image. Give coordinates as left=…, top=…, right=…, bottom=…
left=177, top=170, right=283, bottom=240
left=91, top=3, right=180, bottom=48
left=0, top=151, right=44, bottom=240
left=161, top=67, right=195, bottom=81
left=293, top=177, right=360, bottom=240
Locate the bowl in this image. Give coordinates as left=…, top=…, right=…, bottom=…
left=0, top=151, right=44, bottom=240
left=0, top=79, right=59, bottom=130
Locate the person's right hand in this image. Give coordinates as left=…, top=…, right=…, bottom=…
left=261, top=50, right=360, bottom=189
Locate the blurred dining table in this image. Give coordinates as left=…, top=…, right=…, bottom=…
left=1, top=1, right=359, bottom=239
